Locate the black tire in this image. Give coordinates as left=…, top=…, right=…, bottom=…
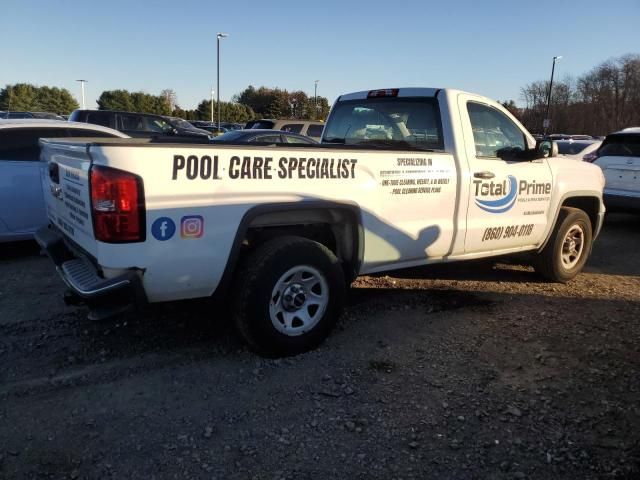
left=232, top=236, right=346, bottom=357
left=534, top=207, right=593, bottom=283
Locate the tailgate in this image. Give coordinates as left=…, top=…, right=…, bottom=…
left=602, top=156, right=640, bottom=193
left=40, top=139, right=97, bottom=257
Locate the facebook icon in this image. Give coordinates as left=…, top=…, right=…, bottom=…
left=151, top=217, right=176, bottom=241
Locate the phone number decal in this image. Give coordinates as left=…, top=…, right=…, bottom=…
left=482, top=224, right=534, bottom=242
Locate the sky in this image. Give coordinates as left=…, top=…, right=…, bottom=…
left=2, top=0, right=639, bottom=111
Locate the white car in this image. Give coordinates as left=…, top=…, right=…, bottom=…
left=592, top=127, right=640, bottom=211
left=0, top=119, right=128, bottom=242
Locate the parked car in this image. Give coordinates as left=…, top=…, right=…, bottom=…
left=188, top=121, right=228, bottom=136
left=211, top=129, right=318, bottom=144
left=219, top=122, right=244, bottom=131
left=0, top=111, right=65, bottom=120
left=548, top=133, right=593, bottom=141
left=591, top=127, right=640, bottom=211
left=244, top=119, right=324, bottom=141
left=556, top=139, right=602, bottom=161
left=0, top=119, right=128, bottom=242
left=69, top=110, right=211, bottom=139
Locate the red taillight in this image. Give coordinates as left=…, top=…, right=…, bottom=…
left=583, top=151, right=599, bottom=163
left=367, top=88, right=399, bottom=98
left=90, top=165, right=145, bottom=243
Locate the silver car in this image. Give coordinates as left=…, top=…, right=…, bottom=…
left=0, top=119, right=128, bottom=242
left=592, top=127, right=640, bottom=211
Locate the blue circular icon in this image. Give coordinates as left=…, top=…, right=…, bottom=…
left=151, top=217, right=176, bottom=241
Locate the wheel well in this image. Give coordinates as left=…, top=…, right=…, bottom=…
left=243, top=208, right=361, bottom=282
left=561, top=196, right=600, bottom=234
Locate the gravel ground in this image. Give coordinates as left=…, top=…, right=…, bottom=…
left=0, top=213, right=639, bottom=480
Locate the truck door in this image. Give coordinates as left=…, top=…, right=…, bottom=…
left=457, top=95, right=553, bottom=254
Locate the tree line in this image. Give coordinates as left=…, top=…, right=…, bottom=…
left=0, top=83, right=330, bottom=124
left=504, top=53, right=640, bottom=135
left=0, top=84, right=78, bottom=114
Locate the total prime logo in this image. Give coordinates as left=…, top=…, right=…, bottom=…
left=473, top=176, right=552, bottom=214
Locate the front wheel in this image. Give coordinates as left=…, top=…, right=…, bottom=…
left=534, top=207, right=593, bottom=282
left=232, top=236, right=346, bottom=357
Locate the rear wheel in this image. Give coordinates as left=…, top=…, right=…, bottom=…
left=232, top=236, right=346, bottom=357
left=534, top=207, right=592, bottom=282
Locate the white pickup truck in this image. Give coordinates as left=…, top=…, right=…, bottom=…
left=36, top=88, right=605, bottom=356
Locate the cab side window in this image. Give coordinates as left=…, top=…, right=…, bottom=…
left=86, top=111, right=112, bottom=128
left=118, top=114, right=144, bottom=132
left=144, top=117, right=171, bottom=133
left=467, top=102, right=525, bottom=159
left=281, top=123, right=303, bottom=134
left=306, top=124, right=324, bottom=137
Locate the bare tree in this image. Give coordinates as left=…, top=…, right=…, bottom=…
left=517, top=54, right=640, bottom=136
left=160, top=89, right=177, bottom=112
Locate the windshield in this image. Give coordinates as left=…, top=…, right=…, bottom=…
left=557, top=141, right=596, bottom=155
left=322, top=97, right=444, bottom=150
left=168, top=117, right=199, bottom=130
left=599, top=134, right=640, bottom=157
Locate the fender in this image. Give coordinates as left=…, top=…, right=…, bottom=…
left=538, top=190, right=604, bottom=252
left=212, top=201, right=364, bottom=301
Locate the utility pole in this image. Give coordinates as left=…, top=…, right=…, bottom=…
left=216, top=33, right=228, bottom=129
left=543, top=56, right=562, bottom=136
left=76, top=79, right=88, bottom=109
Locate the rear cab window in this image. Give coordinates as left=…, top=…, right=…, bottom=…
left=322, top=97, right=444, bottom=150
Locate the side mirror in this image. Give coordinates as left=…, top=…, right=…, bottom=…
left=537, top=139, right=558, bottom=158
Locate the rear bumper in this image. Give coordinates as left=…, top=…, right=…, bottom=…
left=35, top=226, right=147, bottom=319
left=603, top=190, right=640, bottom=212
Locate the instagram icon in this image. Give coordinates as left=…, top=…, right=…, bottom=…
left=180, top=215, right=204, bottom=239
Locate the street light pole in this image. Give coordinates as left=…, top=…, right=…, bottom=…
left=76, top=79, right=88, bottom=109
left=543, top=56, right=562, bottom=136
left=211, top=88, right=216, bottom=123
left=216, top=33, right=228, bottom=130
left=314, top=80, right=319, bottom=120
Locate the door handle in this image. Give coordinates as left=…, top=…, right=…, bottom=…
left=474, top=171, right=495, bottom=179
left=50, top=184, right=63, bottom=200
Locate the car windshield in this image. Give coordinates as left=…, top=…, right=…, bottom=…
left=599, top=134, right=640, bottom=157
left=322, top=97, right=443, bottom=150
left=557, top=141, right=596, bottom=155
left=169, top=117, right=199, bottom=130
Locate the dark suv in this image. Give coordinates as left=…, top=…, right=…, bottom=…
left=68, top=110, right=211, bottom=139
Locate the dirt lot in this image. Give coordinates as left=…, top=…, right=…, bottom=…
left=1, top=214, right=639, bottom=480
